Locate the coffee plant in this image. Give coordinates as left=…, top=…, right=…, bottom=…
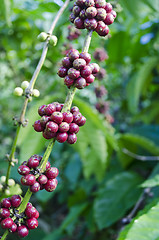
left=0, top=0, right=159, bottom=239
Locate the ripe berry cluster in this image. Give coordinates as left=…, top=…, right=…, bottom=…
left=33, top=102, right=86, bottom=143
left=58, top=49, right=100, bottom=89
left=18, top=155, right=59, bottom=193
left=0, top=195, right=39, bottom=238
left=69, top=0, right=117, bottom=36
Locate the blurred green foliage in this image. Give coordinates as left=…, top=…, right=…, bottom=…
left=0, top=0, right=159, bottom=239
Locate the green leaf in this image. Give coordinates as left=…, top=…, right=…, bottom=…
left=141, top=174, right=159, bottom=188
left=94, top=172, right=143, bottom=229
left=118, top=200, right=159, bottom=240
left=126, top=57, right=159, bottom=114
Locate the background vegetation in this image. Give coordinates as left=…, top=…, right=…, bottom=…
left=0, top=0, right=159, bottom=239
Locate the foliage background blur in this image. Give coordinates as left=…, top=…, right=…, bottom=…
left=0, top=0, right=159, bottom=239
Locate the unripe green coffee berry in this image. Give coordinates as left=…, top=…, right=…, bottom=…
left=0, top=184, right=3, bottom=191
left=1, top=176, right=6, bottom=183
left=14, top=87, right=23, bottom=96
left=21, top=81, right=29, bottom=90
left=8, top=179, right=15, bottom=186
left=5, top=189, right=10, bottom=196
left=28, top=96, right=33, bottom=102
left=32, top=89, right=40, bottom=97
left=49, top=35, right=58, bottom=46
left=38, top=32, right=48, bottom=42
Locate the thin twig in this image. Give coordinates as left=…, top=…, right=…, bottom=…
left=122, top=148, right=159, bottom=161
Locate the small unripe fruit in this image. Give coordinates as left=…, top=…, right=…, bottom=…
left=0, top=176, right=6, bottom=183
left=32, top=89, right=40, bottom=97
left=13, top=87, right=23, bottom=96
left=21, top=81, right=29, bottom=90
left=5, top=190, right=10, bottom=196
left=49, top=35, right=58, bottom=46
left=37, top=32, right=48, bottom=42
left=8, top=179, right=15, bottom=186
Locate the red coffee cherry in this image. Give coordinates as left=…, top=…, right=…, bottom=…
left=33, top=120, right=44, bottom=132
left=38, top=175, right=48, bottom=185
left=44, top=179, right=58, bottom=192
left=45, top=167, right=59, bottom=179
left=69, top=123, right=79, bottom=133
left=0, top=208, right=10, bottom=218
left=30, top=181, right=40, bottom=193
left=10, top=195, right=21, bottom=208
left=38, top=105, right=46, bottom=116
left=26, top=217, right=38, bottom=230
left=17, top=225, right=29, bottom=238
left=21, top=174, right=36, bottom=186
left=1, top=218, right=13, bottom=229
left=51, top=112, right=63, bottom=124
left=1, top=198, right=11, bottom=209
left=18, top=165, right=30, bottom=175
left=67, top=133, right=77, bottom=144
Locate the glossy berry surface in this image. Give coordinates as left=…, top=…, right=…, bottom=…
left=21, top=174, right=36, bottom=186
left=26, top=217, right=38, bottom=229
left=45, top=167, right=59, bottom=179
left=44, top=179, right=58, bottom=192
left=18, top=165, right=30, bottom=175
left=1, top=218, right=13, bottom=229
left=30, top=181, right=40, bottom=193
left=1, top=198, right=11, bottom=209
left=17, top=225, right=29, bottom=238
left=10, top=195, right=21, bottom=208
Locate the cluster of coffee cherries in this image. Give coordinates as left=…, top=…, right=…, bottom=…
left=67, top=25, right=81, bottom=40
left=33, top=102, right=86, bottom=144
left=69, top=0, right=117, bottom=36
left=18, top=155, right=58, bottom=193
left=0, top=195, right=39, bottom=238
left=58, top=49, right=100, bottom=89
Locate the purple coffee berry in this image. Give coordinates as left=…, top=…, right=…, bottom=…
left=74, top=77, right=86, bottom=89
left=71, top=106, right=79, bottom=114
left=17, top=225, right=29, bottom=238
left=30, top=181, right=40, bottom=193
left=84, top=18, right=97, bottom=30
left=91, top=63, right=100, bottom=74
left=73, top=58, right=86, bottom=70
left=38, top=175, right=48, bottom=185
left=38, top=105, right=46, bottom=116
left=73, top=112, right=82, bottom=124
left=73, top=6, right=81, bottom=16
left=45, top=167, right=59, bottom=179
left=1, top=218, right=13, bottom=229
left=58, top=122, right=70, bottom=133
left=80, top=66, right=92, bottom=77
left=96, top=8, right=106, bottom=20
left=95, top=0, right=106, bottom=8
left=105, top=2, right=112, bottom=13
left=56, top=132, right=68, bottom=143
left=42, top=130, right=57, bottom=139
left=10, top=195, right=21, bottom=208
left=68, top=49, right=79, bottom=61
left=111, top=10, right=117, bottom=18
left=52, top=102, right=62, bottom=112
left=69, top=13, right=76, bottom=23
left=69, top=123, right=79, bottom=133
left=104, top=13, right=114, bottom=25
left=21, top=174, right=36, bottom=186
left=74, top=17, right=85, bottom=29
left=44, top=179, right=58, bottom=192
left=76, top=0, right=85, bottom=7
left=25, top=206, right=37, bottom=218
left=85, top=7, right=97, bottom=18
left=77, top=115, right=86, bottom=126
left=46, top=161, right=51, bottom=169
left=1, top=198, right=11, bottom=209
left=10, top=223, right=17, bottom=233
left=44, top=104, right=56, bottom=116
left=18, top=165, right=30, bottom=176
left=40, top=115, right=51, bottom=128
left=79, top=52, right=91, bottom=64
left=51, top=112, right=63, bottom=124
left=79, top=9, right=86, bottom=20
left=26, top=217, right=38, bottom=230
left=27, top=156, right=40, bottom=168
left=64, top=76, right=74, bottom=87
left=68, top=68, right=80, bottom=79
left=62, top=57, right=72, bottom=68
left=33, top=120, right=44, bottom=132
left=95, top=20, right=107, bottom=36
left=46, top=121, right=59, bottom=133
left=85, top=74, right=95, bottom=83
left=0, top=208, right=10, bottom=218
left=58, top=67, right=68, bottom=78
left=85, top=0, right=95, bottom=7
left=63, top=112, right=73, bottom=123
left=67, top=133, right=77, bottom=144
left=94, top=48, right=108, bottom=61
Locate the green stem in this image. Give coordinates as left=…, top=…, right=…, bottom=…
left=62, top=87, right=77, bottom=113
left=82, top=30, right=93, bottom=52
left=18, top=189, right=32, bottom=214
left=1, top=230, right=8, bottom=240
left=39, top=139, right=55, bottom=172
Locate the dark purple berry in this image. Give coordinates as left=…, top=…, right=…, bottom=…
left=85, top=0, right=95, bottom=7
left=71, top=106, right=79, bottom=114
left=68, top=49, right=80, bottom=61
left=74, top=17, right=85, bottom=29
left=9, top=223, right=17, bottom=233
left=38, top=105, right=46, bottom=116
left=80, top=66, right=92, bottom=77
left=105, top=2, right=112, bottom=13
left=96, top=8, right=106, bottom=20
left=79, top=52, right=91, bottom=64
left=76, top=0, right=85, bottom=7
left=67, top=133, right=77, bottom=144
left=26, top=217, right=38, bottom=229
left=1, top=218, right=13, bottom=229
left=18, top=165, right=30, bottom=175
left=74, top=77, right=86, bottom=89
left=25, top=206, right=37, bottom=218
left=95, top=0, right=106, bottom=8
left=95, top=20, right=106, bottom=36
left=33, top=120, right=44, bottom=132
left=95, top=67, right=106, bottom=79
left=73, top=6, right=81, bottom=16
left=0, top=208, right=10, bottom=218
left=42, top=130, right=56, bottom=139
left=1, top=198, right=11, bottom=209
left=30, top=181, right=40, bottom=193
left=27, top=156, right=40, bottom=168
left=58, top=122, right=70, bottom=132
left=58, top=67, right=68, bottom=78
left=69, top=123, right=79, bottom=133
left=21, top=174, right=36, bottom=186
left=84, top=18, right=97, bottom=30
left=85, top=7, right=97, bottom=18
left=79, top=9, right=86, bottom=20
left=56, top=132, right=68, bottom=143
left=10, top=195, right=21, bottom=208
left=44, top=179, right=58, bottom=192
left=44, top=104, right=56, bottom=116
left=85, top=74, right=95, bottom=83
left=40, top=115, right=51, bottom=128
left=77, top=115, right=86, bottom=126
left=69, top=13, right=76, bottom=23
left=94, top=48, right=108, bottom=61
left=45, top=167, right=59, bottom=179
left=46, top=161, right=51, bottom=169
left=17, top=225, right=29, bottom=238
left=68, top=68, right=80, bottom=79
left=38, top=175, right=48, bottom=185
left=64, top=76, right=74, bottom=87
left=73, top=58, right=86, bottom=70
left=73, top=112, right=82, bottom=124
left=62, top=57, right=72, bottom=68
left=52, top=102, right=62, bottom=111
left=104, top=13, right=114, bottom=25
left=95, top=85, right=107, bottom=98
left=51, top=112, right=63, bottom=124
left=90, top=63, right=100, bottom=74
left=46, top=121, right=59, bottom=133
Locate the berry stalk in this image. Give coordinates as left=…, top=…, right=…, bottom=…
left=1, top=230, right=8, bottom=240
left=2, top=0, right=70, bottom=195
